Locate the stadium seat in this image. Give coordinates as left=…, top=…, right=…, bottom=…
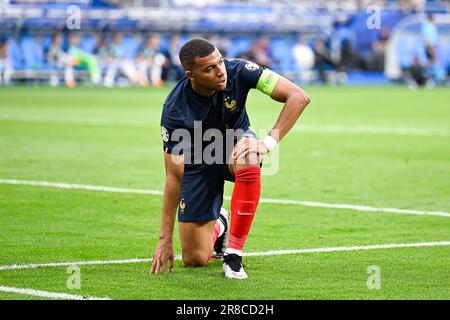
left=80, top=34, right=99, bottom=54
left=7, top=38, right=24, bottom=70
left=228, top=37, right=251, bottom=58
left=20, top=36, right=44, bottom=70
left=271, top=37, right=295, bottom=73
left=121, top=34, right=142, bottom=60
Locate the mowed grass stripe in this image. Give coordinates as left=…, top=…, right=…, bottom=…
left=1, top=241, right=449, bottom=271
left=1, top=113, right=449, bottom=137
left=1, top=178, right=449, bottom=218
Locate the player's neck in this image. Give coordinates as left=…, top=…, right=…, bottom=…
left=190, top=80, right=216, bottom=98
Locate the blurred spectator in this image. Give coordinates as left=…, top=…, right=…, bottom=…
left=398, top=0, right=425, bottom=13
left=103, top=33, right=140, bottom=87
left=0, top=39, right=13, bottom=85
left=335, top=37, right=368, bottom=83
left=255, top=36, right=273, bottom=68
left=405, top=56, right=427, bottom=89
left=422, top=14, right=438, bottom=47
left=367, top=28, right=389, bottom=71
left=219, top=37, right=231, bottom=58
left=313, top=38, right=335, bottom=83
left=425, top=46, right=446, bottom=85
left=67, top=34, right=101, bottom=87
left=252, top=36, right=272, bottom=68
left=292, top=37, right=315, bottom=83
left=238, top=43, right=257, bottom=62
left=45, top=34, right=72, bottom=87
left=163, top=35, right=184, bottom=82
left=136, top=35, right=166, bottom=87
left=404, top=51, right=445, bottom=90
left=422, top=13, right=438, bottom=64
left=94, top=35, right=111, bottom=81
left=211, top=34, right=231, bottom=58
left=240, top=36, right=272, bottom=68
left=338, top=38, right=354, bottom=71
left=206, top=34, right=219, bottom=50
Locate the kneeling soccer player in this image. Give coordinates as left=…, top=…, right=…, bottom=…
left=150, top=38, right=310, bottom=279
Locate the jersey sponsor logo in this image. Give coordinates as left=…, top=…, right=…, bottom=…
left=244, top=61, right=259, bottom=72
left=161, top=126, right=169, bottom=142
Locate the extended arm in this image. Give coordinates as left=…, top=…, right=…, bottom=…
left=150, top=152, right=184, bottom=274
left=266, top=75, right=311, bottom=143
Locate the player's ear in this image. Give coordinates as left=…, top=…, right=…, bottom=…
left=185, top=70, right=194, bottom=80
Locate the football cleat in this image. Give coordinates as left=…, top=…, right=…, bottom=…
left=213, top=208, right=229, bottom=259
left=222, top=253, right=248, bottom=279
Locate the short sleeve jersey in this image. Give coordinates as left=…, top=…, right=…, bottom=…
left=161, top=58, right=264, bottom=159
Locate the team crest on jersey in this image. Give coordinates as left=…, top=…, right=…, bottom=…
left=225, top=97, right=238, bottom=112
left=161, top=126, right=169, bottom=142
left=179, top=198, right=186, bottom=213
left=244, top=61, right=259, bottom=72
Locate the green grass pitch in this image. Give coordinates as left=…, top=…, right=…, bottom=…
left=0, top=85, right=449, bottom=300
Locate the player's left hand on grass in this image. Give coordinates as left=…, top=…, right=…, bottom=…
left=233, top=138, right=269, bottom=161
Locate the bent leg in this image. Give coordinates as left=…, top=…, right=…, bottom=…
left=226, top=138, right=261, bottom=255
left=178, top=220, right=216, bottom=267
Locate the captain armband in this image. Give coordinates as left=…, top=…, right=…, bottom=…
left=256, top=69, right=281, bottom=96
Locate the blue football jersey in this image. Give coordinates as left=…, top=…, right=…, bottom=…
left=160, top=58, right=264, bottom=159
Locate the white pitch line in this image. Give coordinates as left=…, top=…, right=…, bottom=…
left=242, top=241, right=450, bottom=257
left=0, top=241, right=449, bottom=271
left=0, top=257, right=154, bottom=271
left=0, top=285, right=111, bottom=300
left=1, top=178, right=449, bottom=218
left=255, top=198, right=450, bottom=218
left=2, top=241, right=448, bottom=300
left=0, top=179, right=163, bottom=196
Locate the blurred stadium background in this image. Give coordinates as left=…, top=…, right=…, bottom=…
left=0, top=0, right=449, bottom=88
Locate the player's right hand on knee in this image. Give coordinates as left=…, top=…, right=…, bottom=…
left=150, top=239, right=174, bottom=274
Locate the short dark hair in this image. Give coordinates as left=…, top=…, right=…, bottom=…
left=179, top=38, right=216, bottom=71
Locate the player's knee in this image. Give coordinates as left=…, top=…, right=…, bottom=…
left=236, top=150, right=260, bottom=167
left=246, top=151, right=260, bottom=165
left=234, top=139, right=261, bottom=167
left=182, top=251, right=209, bottom=267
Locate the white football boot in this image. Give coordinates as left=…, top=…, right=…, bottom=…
left=222, top=253, right=248, bottom=280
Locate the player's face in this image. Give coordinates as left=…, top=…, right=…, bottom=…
left=191, top=49, right=227, bottom=92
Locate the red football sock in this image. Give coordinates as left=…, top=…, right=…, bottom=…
left=210, top=216, right=226, bottom=260
left=227, top=166, right=261, bottom=254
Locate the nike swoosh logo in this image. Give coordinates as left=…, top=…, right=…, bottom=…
left=237, top=211, right=253, bottom=216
